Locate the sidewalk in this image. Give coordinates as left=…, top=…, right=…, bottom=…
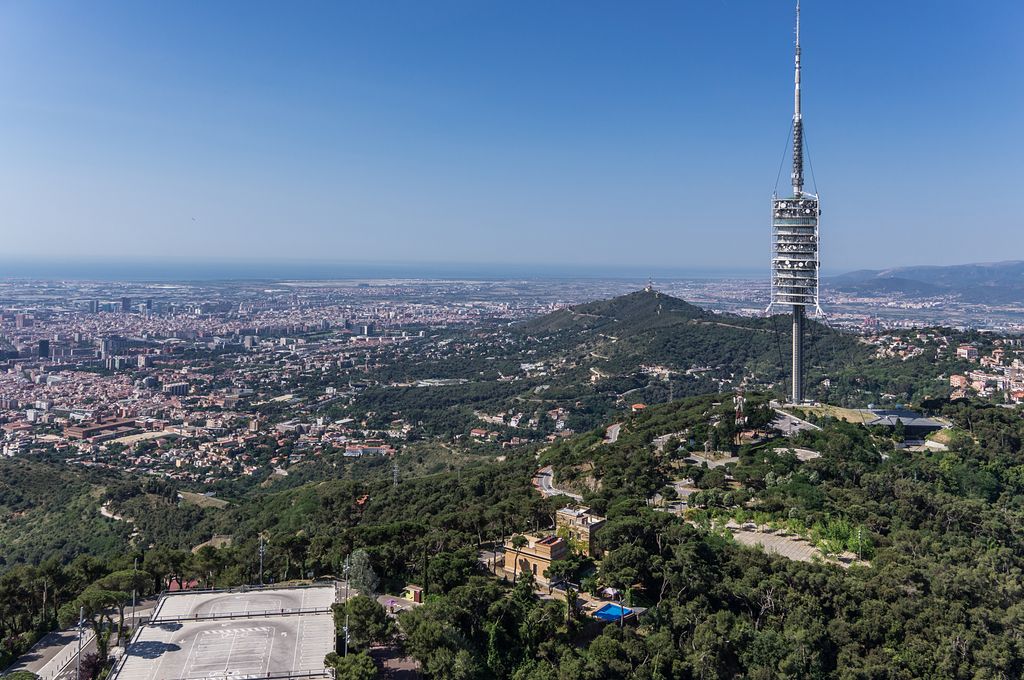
left=3, top=628, right=95, bottom=680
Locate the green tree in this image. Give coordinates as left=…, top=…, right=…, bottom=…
left=335, top=595, right=394, bottom=652
left=189, top=545, right=232, bottom=588
left=893, top=418, right=907, bottom=442
left=543, top=560, right=574, bottom=588
left=95, top=570, right=149, bottom=641
left=398, top=603, right=481, bottom=679
left=59, top=586, right=122, bottom=664
left=349, top=550, right=379, bottom=595
left=564, top=585, right=581, bottom=626
left=510, top=535, right=528, bottom=583
left=325, top=651, right=379, bottom=680
left=428, top=549, right=477, bottom=594
left=143, top=547, right=188, bottom=592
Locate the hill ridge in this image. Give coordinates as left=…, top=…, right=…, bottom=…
left=518, top=288, right=712, bottom=335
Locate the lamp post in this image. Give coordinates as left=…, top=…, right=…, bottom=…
left=258, top=534, right=265, bottom=586
left=131, top=557, right=138, bottom=632
left=342, top=555, right=350, bottom=657
left=75, top=605, right=84, bottom=680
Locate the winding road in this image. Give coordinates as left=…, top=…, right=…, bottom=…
left=533, top=466, right=583, bottom=502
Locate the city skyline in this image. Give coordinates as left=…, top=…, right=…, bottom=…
left=0, top=0, right=1021, bottom=272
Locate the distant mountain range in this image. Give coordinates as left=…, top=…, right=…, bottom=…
left=828, top=261, right=1024, bottom=303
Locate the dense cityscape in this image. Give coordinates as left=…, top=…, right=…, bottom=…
left=2, top=275, right=1024, bottom=485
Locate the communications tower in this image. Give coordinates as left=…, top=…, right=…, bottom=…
left=769, top=0, right=821, bottom=404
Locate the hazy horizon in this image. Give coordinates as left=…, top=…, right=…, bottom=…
left=0, top=256, right=764, bottom=282
left=1, top=255, right=1019, bottom=284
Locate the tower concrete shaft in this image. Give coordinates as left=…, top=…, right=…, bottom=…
left=792, top=305, right=804, bottom=403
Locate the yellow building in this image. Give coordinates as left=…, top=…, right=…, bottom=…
left=555, top=506, right=607, bottom=557
left=503, top=534, right=568, bottom=583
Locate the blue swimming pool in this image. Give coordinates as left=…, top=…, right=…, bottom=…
left=594, top=603, right=632, bottom=621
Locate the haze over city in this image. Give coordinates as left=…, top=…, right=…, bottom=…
left=0, top=0, right=1021, bottom=274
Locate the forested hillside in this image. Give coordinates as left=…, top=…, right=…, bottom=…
left=515, top=290, right=959, bottom=408
left=0, top=458, right=131, bottom=570
left=326, top=290, right=976, bottom=442
left=8, top=395, right=1024, bottom=677
left=517, top=289, right=713, bottom=334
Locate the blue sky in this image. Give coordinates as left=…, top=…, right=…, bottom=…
left=0, top=0, right=1020, bottom=275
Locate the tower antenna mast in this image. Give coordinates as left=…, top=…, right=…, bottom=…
left=792, top=0, right=804, bottom=196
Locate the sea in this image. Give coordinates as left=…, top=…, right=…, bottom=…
left=0, top=258, right=761, bottom=282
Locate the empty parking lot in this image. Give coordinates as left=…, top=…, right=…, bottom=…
left=111, top=586, right=336, bottom=680
left=151, top=585, right=335, bottom=622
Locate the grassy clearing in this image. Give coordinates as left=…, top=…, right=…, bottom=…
left=794, top=404, right=875, bottom=424
left=927, top=427, right=970, bottom=446
left=178, top=491, right=230, bottom=509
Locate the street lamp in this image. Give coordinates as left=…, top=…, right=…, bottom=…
left=342, top=555, right=351, bottom=657
left=75, top=605, right=84, bottom=680
left=131, top=557, right=138, bottom=632
left=258, top=534, right=266, bottom=586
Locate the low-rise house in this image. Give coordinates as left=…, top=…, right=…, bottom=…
left=556, top=506, right=607, bottom=557
left=503, top=534, right=568, bottom=584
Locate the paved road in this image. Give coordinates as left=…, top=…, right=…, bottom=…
left=730, top=525, right=822, bottom=563
left=533, top=466, right=583, bottom=501
left=772, top=409, right=821, bottom=436
left=477, top=549, right=502, bottom=575
left=4, top=629, right=81, bottom=678
left=772, top=446, right=822, bottom=461
left=604, top=423, right=622, bottom=444
left=7, top=602, right=156, bottom=680
left=377, top=594, right=420, bottom=617
left=727, top=522, right=861, bottom=569
left=370, top=646, right=421, bottom=679
left=653, top=431, right=687, bottom=453
left=671, top=481, right=698, bottom=500
left=52, top=634, right=97, bottom=680
left=685, top=453, right=738, bottom=469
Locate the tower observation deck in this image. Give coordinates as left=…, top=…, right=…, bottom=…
left=772, top=196, right=819, bottom=308
left=770, top=0, right=821, bottom=404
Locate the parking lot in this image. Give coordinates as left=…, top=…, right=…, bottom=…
left=111, top=586, right=336, bottom=680
left=151, top=585, right=335, bottom=622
